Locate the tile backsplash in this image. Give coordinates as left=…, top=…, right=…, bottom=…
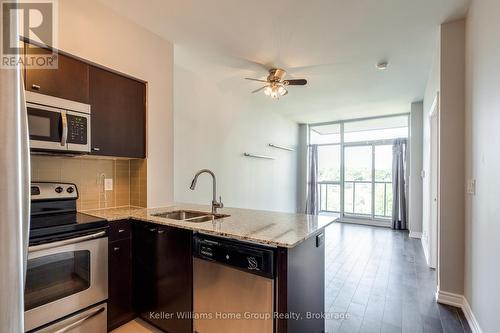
left=31, top=155, right=147, bottom=210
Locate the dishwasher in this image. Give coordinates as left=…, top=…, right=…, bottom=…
left=192, top=234, right=275, bottom=333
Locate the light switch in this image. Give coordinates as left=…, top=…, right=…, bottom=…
left=104, top=178, right=113, bottom=191
left=467, top=179, right=476, bottom=195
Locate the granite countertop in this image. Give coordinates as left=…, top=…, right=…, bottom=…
left=83, top=204, right=339, bottom=248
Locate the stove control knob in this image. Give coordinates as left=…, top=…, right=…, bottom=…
left=67, top=187, right=75, bottom=194
left=55, top=186, right=63, bottom=193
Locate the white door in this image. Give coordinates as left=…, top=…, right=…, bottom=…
left=428, top=96, right=439, bottom=269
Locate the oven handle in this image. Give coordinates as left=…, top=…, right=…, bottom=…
left=52, top=305, right=105, bottom=333
left=28, top=231, right=106, bottom=253
left=60, top=110, right=68, bottom=146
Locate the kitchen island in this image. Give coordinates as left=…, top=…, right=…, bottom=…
left=85, top=205, right=338, bottom=333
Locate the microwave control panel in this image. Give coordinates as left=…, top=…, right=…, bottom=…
left=67, top=114, right=88, bottom=144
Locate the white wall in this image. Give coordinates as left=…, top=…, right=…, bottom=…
left=465, top=0, right=500, bottom=331
left=408, top=102, right=423, bottom=236
left=58, top=0, right=174, bottom=207
left=173, top=63, right=299, bottom=213
left=423, top=20, right=466, bottom=295
left=296, top=124, right=308, bottom=213
left=438, top=19, right=466, bottom=296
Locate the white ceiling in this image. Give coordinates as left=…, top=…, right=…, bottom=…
left=98, top=0, right=469, bottom=124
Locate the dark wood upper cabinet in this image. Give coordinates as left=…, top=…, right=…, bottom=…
left=25, top=45, right=90, bottom=104
left=89, top=66, right=146, bottom=158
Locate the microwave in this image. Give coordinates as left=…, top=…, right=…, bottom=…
left=26, top=91, right=91, bottom=153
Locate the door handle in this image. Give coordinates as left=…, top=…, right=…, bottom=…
left=31, top=84, right=40, bottom=90
left=61, top=111, right=68, bottom=147
left=28, top=231, right=106, bottom=253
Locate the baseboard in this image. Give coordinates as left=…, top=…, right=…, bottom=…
left=409, top=231, right=422, bottom=239
left=435, top=289, right=464, bottom=308
left=435, top=289, right=483, bottom=333
left=462, top=297, right=483, bottom=333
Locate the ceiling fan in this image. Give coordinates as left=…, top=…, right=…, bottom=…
left=245, top=68, right=307, bottom=100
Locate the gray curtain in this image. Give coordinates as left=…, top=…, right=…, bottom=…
left=392, top=138, right=407, bottom=230
left=305, top=144, right=319, bottom=215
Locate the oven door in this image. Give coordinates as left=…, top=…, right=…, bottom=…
left=24, top=232, right=108, bottom=332
left=27, top=102, right=67, bottom=151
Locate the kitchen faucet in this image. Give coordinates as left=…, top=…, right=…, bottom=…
left=189, top=169, right=223, bottom=214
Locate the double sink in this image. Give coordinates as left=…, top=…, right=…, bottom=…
left=152, top=210, right=230, bottom=223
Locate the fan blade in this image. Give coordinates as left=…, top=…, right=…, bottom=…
left=283, top=79, right=307, bottom=86
left=245, top=78, right=268, bottom=83
left=252, top=86, right=268, bottom=93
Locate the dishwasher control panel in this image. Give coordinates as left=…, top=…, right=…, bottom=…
left=193, top=234, right=275, bottom=279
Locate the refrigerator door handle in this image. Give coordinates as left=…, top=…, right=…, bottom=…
left=20, top=77, right=31, bottom=281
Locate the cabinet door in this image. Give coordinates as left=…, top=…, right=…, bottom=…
left=25, top=44, right=90, bottom=103
left=89, top=66, right=146, bottom=158
left=108, top=238, right=135, bottom=331
left=133, top=222, right=193, bottom=333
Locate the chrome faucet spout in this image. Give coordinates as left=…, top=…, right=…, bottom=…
left=189, top=169, right=223, bottom=213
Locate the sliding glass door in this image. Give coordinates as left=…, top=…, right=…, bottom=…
left=343, top=143, right=393, bottom=221
left=344, top=145, right=373, bottom=217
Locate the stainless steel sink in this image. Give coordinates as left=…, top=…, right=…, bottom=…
left=153, top=210, right=207, bottom=220
left=152, top=210, right=230, bottom=223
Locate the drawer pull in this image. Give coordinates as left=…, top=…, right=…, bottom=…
left=157, top=230, right=165, bottom=234
left=31, top=84, right=41, bottom=90
left=113, top=247, right=120, bottom=251
left=118, top=229, right=125, bottom=233
left=92, top=147, right=101, bottom=151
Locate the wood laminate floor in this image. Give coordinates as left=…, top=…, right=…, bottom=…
left=324, top=222, right=471, bottom=333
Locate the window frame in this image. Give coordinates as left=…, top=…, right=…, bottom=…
left=308, top=113, right=410, bottom=224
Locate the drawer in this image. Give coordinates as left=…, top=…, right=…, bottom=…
left=109, top=220, right=131, bottom=242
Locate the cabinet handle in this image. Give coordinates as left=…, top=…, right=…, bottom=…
left=92, top=147, right=100, bottom=151
left=118, top=229, right=125, bottom=233
left=157, top=229, right=165, bottom=234
left=31, top=84, right=40, bottom=90
left=113, top=247, right=120, bottom=251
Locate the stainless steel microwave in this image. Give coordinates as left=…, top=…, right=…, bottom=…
left=26, top=91, right=91, bottom=153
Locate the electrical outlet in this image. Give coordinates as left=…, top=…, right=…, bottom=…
left=466, top=179, right=476, bottom=195
left=104, top=178, right=113, bottom=191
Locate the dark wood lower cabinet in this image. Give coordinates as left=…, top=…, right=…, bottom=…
left=108, top=237, right=135, bottom=331
left=107, top=220, right=135, bottom=331
left=276, top=231, right=326, bottom=333
left=132, top=221, right=193, bottom=333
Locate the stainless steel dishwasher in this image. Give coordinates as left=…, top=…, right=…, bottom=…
left=192, top=234, right=275, bottom=333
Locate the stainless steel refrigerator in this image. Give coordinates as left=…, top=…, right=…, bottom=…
left=0, top=2, right=31, bottom=331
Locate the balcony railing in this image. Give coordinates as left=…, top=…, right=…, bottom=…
left=318, top=180, right=392, bottom=218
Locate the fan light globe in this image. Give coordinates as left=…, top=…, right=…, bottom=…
left=264, top=86, right=272, bottom=96
left=270, top=85, right=280, bottom=99
left=278, top=85, right=287, bottom=96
